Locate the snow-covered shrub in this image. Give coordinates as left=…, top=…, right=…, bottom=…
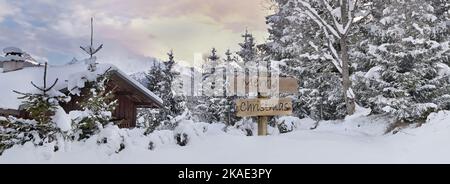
left=144, top=109, right=192, bottom=135
left=173, top=120, right=208, bottom=146
left=161, top=109, right=191, bottom=130
left=232, top=118, right=257, bottom=136
left=276, top=116, right=301, bottom=134
left=95, top=124, right=127, bottom=155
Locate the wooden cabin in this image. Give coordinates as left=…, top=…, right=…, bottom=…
left=0, top=48, right=163, bottom=128
left=60, top=70, right=163, bottom=128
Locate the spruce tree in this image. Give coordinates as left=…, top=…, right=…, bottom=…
left=264, top=0, right=346, bottom=120
left=198, top=48, right=224, bottom=123
left=160, top=50, right=187, bottom=129
left=5, top=63, right=68, bottom=151
left=222, top=49, right=240, bottom=125
left=73, top=69, right=118, bottom=140
left=237, top=29, right=257, bottom=64
left=365, top=0, right=450, bottom=123
left=143, top=51, right=187, bottom=132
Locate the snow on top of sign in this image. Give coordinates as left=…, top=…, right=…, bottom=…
left=0, top=59, right=162, bottom=110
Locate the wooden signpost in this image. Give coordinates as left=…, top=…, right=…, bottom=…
left=233, top=76, right=299, bottom=136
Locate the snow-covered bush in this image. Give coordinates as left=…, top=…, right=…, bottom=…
left=232, top=118, right=257, bottom=136
left=173, top=120, right=208, bottom=146
left=276, top=116, right=301, bottom=134
left=95, top=124, right=127, bottom=155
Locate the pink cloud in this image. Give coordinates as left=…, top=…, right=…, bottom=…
left=83, top=0, right=269, bottom=32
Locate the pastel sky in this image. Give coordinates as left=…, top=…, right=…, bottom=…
left=0, top=0, right=272, bottom=73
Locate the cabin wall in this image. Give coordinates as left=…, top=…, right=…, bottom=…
left=114, top=95, right=137, bottom=128
left=2, top=61, right=25, bottom=73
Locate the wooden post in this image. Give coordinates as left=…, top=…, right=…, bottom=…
left=257, top=92, right=269, bottom=136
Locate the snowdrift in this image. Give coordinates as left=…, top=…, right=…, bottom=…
left=0, top=110, right=450, bottom=164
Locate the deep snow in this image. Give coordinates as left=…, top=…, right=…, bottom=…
left=1, top=109, right=450, bottom=164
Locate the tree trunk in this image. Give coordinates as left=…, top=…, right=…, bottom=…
left=340, top=37, right=355, bottom=115
left=340, top=0, right=356, bottom=115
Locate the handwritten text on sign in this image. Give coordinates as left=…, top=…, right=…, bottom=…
left=236, top=98, right=293, bottom=117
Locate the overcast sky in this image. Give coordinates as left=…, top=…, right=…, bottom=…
left=0, top=0, right=272, bottom=73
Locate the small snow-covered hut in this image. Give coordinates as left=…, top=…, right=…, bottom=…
left=0, top=48, right=163, bottom=128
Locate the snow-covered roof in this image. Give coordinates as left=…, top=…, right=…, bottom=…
left=0, top=54, right=24, bottom=62
left=111, top=69, right=163, bottom=107
left=0, top=61, right=162, bottom=110
left=3, top=47, right=23, bottom=54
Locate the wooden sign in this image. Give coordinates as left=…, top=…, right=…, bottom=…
left=236, top=98, right=293, bottom=117
left=229, top=76, right=299, bottom=95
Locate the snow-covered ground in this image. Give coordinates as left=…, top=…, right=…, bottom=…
left=1, top=108, right=450, bottom=164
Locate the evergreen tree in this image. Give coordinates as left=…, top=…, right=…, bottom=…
left=3, top=63, right=68, bottom=153
left=138, top=62, right=164, bottom=129
left=160, top=50, right=187, bottom=129
left=143, top=51, right=187, bottom=132
left=73, top=69, right=118, bottom=140
left=431, top=0, right=450, bottom=66
left=222, top=49, right=241, bottom=125
left=198, top=48, right=224, bottom=123
left=365, top=0, right=450, bottom=123
left=237, top=29, right=257, bottom=64
left=264, top=0, right=346, bottom=120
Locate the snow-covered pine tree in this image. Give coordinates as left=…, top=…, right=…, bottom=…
left=197, top=48, right=225, bottom=123
left=146, top=62, right=164, bottom=97
left=287, top=0, right=375, bottom=116
left=365, top=0, right=450, bottom=123
left=4, top=62, right=68, bottom=151
left=73, top=68, right=118, bottom=140
left=264, top=0, right=347, bottom=120
left=351, top=1, right=389, bottom=108
left=159, top=50, right=188, bottom=129
left=222, top=49, right=240, bottom=125
left=143, top=51, right=187, bottom=132
left=137, top=62, right=164, bottom=129
left=430, top=0, right=450, bottom=66
left=237, top=29, right=257, bottom=64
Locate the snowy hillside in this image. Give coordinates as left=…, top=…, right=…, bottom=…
left=2, top=108, right=450, bottom=164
